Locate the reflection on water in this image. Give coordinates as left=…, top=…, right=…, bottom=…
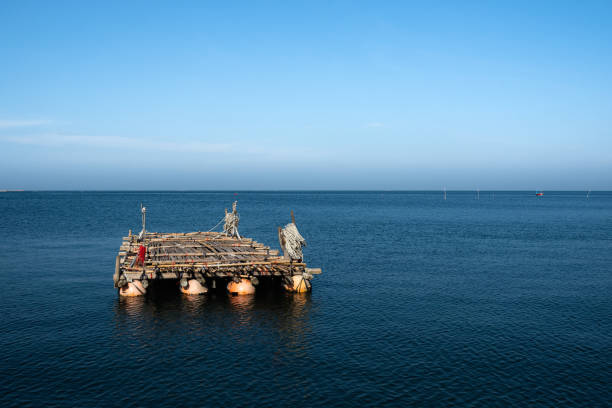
left=228, top=292, right=256, bottom=312
left=114, top=289, right=312, bottom=319
left=112, top=288, right=314, bottom=361
left=278, top=293, right=312, bottom=358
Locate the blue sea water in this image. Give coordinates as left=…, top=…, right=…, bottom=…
left=0, top=191, right=610, bottom=407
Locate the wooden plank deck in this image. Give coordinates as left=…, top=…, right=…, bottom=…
left=116, top=231, right=314, bottom=282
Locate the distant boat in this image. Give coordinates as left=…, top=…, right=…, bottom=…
left=536, top=191, right=544, bottom=197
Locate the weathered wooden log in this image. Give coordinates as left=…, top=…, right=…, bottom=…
left=278, top=226, right=286, bottom=258
left=123, top=260, right=304, bottom=268
left=113, top=255, right=121, bottom=287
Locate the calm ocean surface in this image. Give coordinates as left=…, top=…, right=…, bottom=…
left=0, top=191, right=610, bottom=407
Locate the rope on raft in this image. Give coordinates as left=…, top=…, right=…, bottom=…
left=223, top=201, right=240, bottom=239
left=281, top=223, right=306, bottom=260
left=206, top=216, right=226, bottom=232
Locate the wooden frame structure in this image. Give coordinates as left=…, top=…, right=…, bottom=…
left=114, top=231, right=321, bottom=292
left=113, top=204, right=321, bottom=295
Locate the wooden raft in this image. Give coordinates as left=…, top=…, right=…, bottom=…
left=116, top=231, right=314, bottom=283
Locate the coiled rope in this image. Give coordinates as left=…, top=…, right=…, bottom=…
left=281, top=223, right=306, bottom=260
left=223, top=201, right=240, bottom=238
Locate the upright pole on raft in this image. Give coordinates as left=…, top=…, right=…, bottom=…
left=279, top=210, right=312, bottom=293
left=278, top=226, right=286, bottom=259
left=137, top=204, right=147, bottom=240
left=113, top=255, right=121, bottom=287
left=223, top=201, right=240, bottom=239
left=118, top=205, right=149, bottom=296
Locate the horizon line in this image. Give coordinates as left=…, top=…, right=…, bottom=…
left=1, top=189, right=609, bottom=193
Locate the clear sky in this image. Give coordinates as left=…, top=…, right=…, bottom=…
left=1, top=1, right=610, bottom=190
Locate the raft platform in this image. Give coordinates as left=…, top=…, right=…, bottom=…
left=113, top=203, right=321, bottom=296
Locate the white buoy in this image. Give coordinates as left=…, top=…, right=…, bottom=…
left=119, top=280, right=147, bottom=297
left=180, top=279, right=208, bottom=295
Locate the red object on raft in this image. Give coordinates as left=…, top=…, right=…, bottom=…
left=137, top=245, right=146, bottom=264
left=536, top=192, right=544, bottom=196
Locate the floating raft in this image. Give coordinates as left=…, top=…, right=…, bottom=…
left=114, top=205, right=321, bottom=296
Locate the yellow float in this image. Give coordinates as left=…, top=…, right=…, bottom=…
left=283, top=275, right=311, bottom=293
left=227, top=278, right=256, bottom=295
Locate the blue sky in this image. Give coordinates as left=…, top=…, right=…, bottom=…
left=1, top=1, right=610, bottom=190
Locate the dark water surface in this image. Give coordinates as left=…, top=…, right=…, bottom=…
left=1, top=191, right=610, bottom=407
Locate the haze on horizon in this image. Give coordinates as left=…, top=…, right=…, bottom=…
left=1, top=1, right=610, bottom=191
